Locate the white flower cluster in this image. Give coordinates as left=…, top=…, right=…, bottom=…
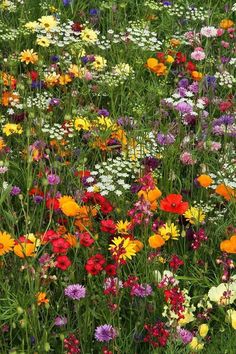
left=87, top=156, right=139, bottom=197
left=97, top=63, right=134, bottom=89
left=25, top=92, right=52, bottom=110
left=42, top=122, right=73, bottom=141
left=0, top=21, right=19, bottom=41
left=167, top=3, right=208, bottom=21
left=229, top=58, right=236, bottom=66
left=144, top=0, right=164, bottom=10
left=96, top=22, right=162, bottom=52
left=232, top=3, right=236, bottom=11
left=215, top=71, right=236, bottom=88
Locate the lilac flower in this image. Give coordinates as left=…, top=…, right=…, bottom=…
left=157, top=133, right=175, bottom=145
left=50, top=98, right=60, bottom=106
left=47, top=174, right=60, bottom=185
left=63, top=0, right=71, bottom=5
left=54, top=316, right=68, bottom=326
left=95, top=324, right=117, bottom=342
left=39, top=253, right=51, bottom=265
left=89, top=8, right=99, bottom=16
left=175, top=102, right=193, bottom=114
left=11, top=186, right=21, bottom=196
left=33, top=195, right=44, bottom=204
left=131, top=284, right=153, bottom=297
left=98, top=108, right=110, bottom=116
left=213, top=115, right=234, bottom=126
left=178, top=78, right=189, bottom=88
left=64, top=284, right=86, bottom=300
left=177, top=327, right=193, bottom=344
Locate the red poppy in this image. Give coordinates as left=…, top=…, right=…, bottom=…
left=104, top=264, right=117, bottom=276
left=55, top=255, right=71, bottom=270
left=100, top=219, right=116, bottom=234
left=51, top=238, right=71, bottom=254
left=186, top=61, right=196, bottom=72
left=160, top=194, right=189, bottom=214
left=175, top=52, right=186, bottom=64
left=42, top=230, right=60, bottom=243
left=28, top=187, right=44, bottom=197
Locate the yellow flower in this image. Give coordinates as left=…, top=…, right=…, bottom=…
left=116, top=220, right=131, bottom=235
left=38, top=15, right=58, bottom=31
left=184, top=207, right=205, bottom=225
left=36, top=292, right=49, bottom=306
left=0, top=231, right=15, bottom=256
left=109, top=236, right=137, bottom=262
left=91, top=56, right=107, bottom=71
left=199, top=324, right=209, bottom=338
left=80, top=28, right=98, bottom=43
left=178, top=310, right=195, bottom=325
left=74, top=117, right=91, bottom=131
left=189, top=337, right=204, bottom=351
left=97, top=116, right=115, bottom=129
left=25, top=233, right=41, bottom=247
left=24, top=21, right=38, bottom=31
left=44, top=72, right=60, bottom=87
left=2, top=123, right=23, bottom=136
left=59, top=74, right=72, bottom=85
left=68, top=64, right=82, bottom=78
left=159, top=223, right=180, bottom=241
left=226, top=309, right=236, bottom=329
left=36, top=36, right=51, bottom=47
left=19, top=49, right=38, bottom=64
left=166, top=55, right=175, bottom=63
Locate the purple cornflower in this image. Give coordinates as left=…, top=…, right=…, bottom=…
left=177, top=327, right=193, bottom=344
left=33, top=195, right=44, bottom=204
left=131, top=284, right=153, bottom=297
left=64, top=284, right=86, bottom=300
left=54, top=316, right=68, bottom=326
left=175, top=102, right=193, bottom=114
left=63, top=0, right=71, bottom=5
left=178, top=78, right=189, bottom=88
left=10, top=186, right=21, bottom=196
left=89, top=8, right=99, bottom=16
left=117, top=116, right=135, bottom=129
left=212, top=115, right=234, bottom=126
left=95, top=324, right=117, bottom=342
left=47, top=173, right=60, bottom=185
left=157, top=133, right=175, bottom=145
left=98, top=108, right=110, bottom=117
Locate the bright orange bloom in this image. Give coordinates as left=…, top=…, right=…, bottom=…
left=64, top=233, right=77, bottom=247
left=13, top=243, right=36, bottom=258
left=36, top=292, right=49, bottom=306
left=148, top=234, right=165, bottom=248
left=131, top=239, right=144, bottom=252
left=197, top=174, right=213, bottom=188
left=215, top=184, right=235, bottom=201
left=191, top=71, right=203, bottom=81
left=146, top=58, right=167, bottom=76
left=1, top=91, right=20, bottom=106
left=138, top=187, right=162, bottom=210
left=220, top=235, right=236, bottom=254
left=220, top=19, right=234, bottom=29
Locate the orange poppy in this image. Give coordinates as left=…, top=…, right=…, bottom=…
left=215, top=184, right=235, bottom=201
left=220, top=235, right=236, bottom=254
left=148, top=234, right=165, bottom=248
left=197, top=174, right=213, bottom=188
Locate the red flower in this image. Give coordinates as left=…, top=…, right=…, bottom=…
left=156, top=52, right=165, bottom=63
left=42, top=230, right=60, bottom=243
left=186, top=61, right=196, bottom=72
left=28, top=187, right=44, bottom=197
left=79, top=232, right=94, bottom=247
left=175, top=52, right=186, bottom=64
left=51, top=238, right=71, bottom=254
left=100, top=201, right=113, bottom=214
left=85, top=253, right=106, bottom=275
left=46, top=197, right=60, bottom=210
left=104, top=264, right=117, bottom=276
left=29, top=71, right=39, bottom=81
left=169, top=255, right=184, bottom=271
left=219, top=100, right=232, bottom=112
left=55, top=255, right=71, bottom=270
left=160, top=194, right=189, bottom=214
left=100, top=219, right=116, bottom=234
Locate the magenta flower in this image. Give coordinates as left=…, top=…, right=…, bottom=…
left=95, top=324, right=117, bottom=342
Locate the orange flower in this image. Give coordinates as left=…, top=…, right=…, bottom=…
left=146, top=58, right=167, bottom=76
left=148, top=234, right=165, bottom=248
left=170, top=38, right=181, bottom=47
left=36, top=292, right=49, bottom=306
left=64, top=233, right=77, bottom=247
left=215, top=184, right=235, bottom=201
left=131, top=240, right=144, bottom=252
left=220, top=19, right=234, bottom=29
left=220, top=235, right=236, bottom=254
left=13, top=243, right=36, bottom=258
left=191, top=71, right=203, bottom=81
left=59, top=196, right=80, bottom=217
left=138, top=187, right=162, bottom=211
left=197, top=174, right=213, bottom=188
left=1, top=91, right=20, bottom=106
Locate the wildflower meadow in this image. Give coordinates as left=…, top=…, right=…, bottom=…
left=0, top=0, right=236, bottom=353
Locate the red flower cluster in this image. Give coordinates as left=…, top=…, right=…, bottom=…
left=164, top=286, right=185, bottom=320
left=64, top=333, right=80, bottom=354
left=143, top=322, right=169, bottom=348
left=82, top=192, right=113, bottom=214
left=85, top=253, right=106, bottom=275
left=169, top=255, right=184, bottom=271
left=78, top=232, right=94, bottom=247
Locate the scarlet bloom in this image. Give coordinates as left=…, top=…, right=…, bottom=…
left=160, top=194, right=189, bottom=214
left=100, top=219, right=117, bottom=234
left=79, top=232, right=94, bottom=247
left=46, top=197, right=60, bottom=210
left=104, top=264, right=117, bottom=276
left=85, top=253, right=106, bottom=275
left=42, top=230, right=60, bottom=243
left=186, top=61, right=196, bottom=72
left=51, top=238, right=71, bottom=254
left=55, top=255, right=72, bottom=270
left=29, top=187, right=44, bottom=197
left=175, top=52, right=186, bottom=64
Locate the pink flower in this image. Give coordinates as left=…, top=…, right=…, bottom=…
left=191, top=50, right=206, bottom=61
left=221, top=41, right=230, bottom=48
left=180, top=151, right=196, bottom=165
left=200, top=26, right=217, bottom=37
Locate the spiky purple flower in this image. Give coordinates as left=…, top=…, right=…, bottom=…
left=64, top=284, right=86, bottom=300
left=95, top=324, right=117, bottom=342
